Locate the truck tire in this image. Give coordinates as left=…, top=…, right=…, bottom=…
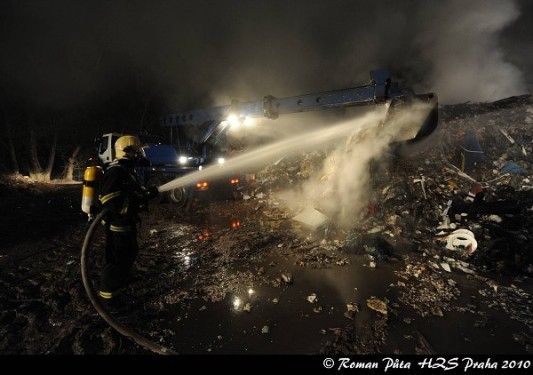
left=169, top=187, right=189, bottom=207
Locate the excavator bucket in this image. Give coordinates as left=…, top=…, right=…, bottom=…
left=382, top=92, right=439, bottom=144
left=409, top=93, right=439, bottom=143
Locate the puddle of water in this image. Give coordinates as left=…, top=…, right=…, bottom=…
left=162, top=253, right=397, bottom=353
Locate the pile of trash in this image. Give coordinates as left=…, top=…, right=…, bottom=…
left=254, top=94, right=532, bottom=276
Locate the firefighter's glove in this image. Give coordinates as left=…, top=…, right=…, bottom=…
left=146, top=185, right=159, bottom=200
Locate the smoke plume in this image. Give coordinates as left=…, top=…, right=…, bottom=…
left=0, top=0, right=529, bottom=114
left=417, top=0, right=527, bottom=103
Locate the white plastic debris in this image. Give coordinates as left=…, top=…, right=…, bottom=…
left=261, top=325, right=269, bottom=334
left=487, top=214, right=503, bottom=223
left=456, top=263, right=476, bottom=274
left=292, top=207, right=328, bottom=230
left=307, top=293, right=317, bottom=303
left=498, top=127, right=515, bottom=144
left=442, top=199, right=453, bottom=217
left=281, top=273, right=293, bottom=284
left=150, top=229, right=158, bottom=235
left=440, top=262, right=451, bottom=272
left=413, top=175, right=427, bottom=199
left=367, top=226, right=384, bottom=234
left=346, top=303, right=358, bottom=313
left=446, top=229, right=478, bottom=255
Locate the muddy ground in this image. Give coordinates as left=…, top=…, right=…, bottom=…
left=1, top=96, right=532, bottom=354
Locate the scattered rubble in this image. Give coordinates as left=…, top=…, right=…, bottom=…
left=396, top=259, right=461, bottom=318
left=344, top=303, right=359, bottom=320
left=1, top=95, right=531, bottom=354
left=366, top=297, right=388, bottom=315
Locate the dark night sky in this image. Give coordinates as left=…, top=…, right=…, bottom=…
left=0, top=0, right=531, bottom=121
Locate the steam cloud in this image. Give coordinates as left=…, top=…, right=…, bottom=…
left=277, top=102, right=433, bottom=228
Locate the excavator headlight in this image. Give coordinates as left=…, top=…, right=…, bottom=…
left=217, top=157, right=225, bottom=165
left=227, top=114, right=241, bottom=128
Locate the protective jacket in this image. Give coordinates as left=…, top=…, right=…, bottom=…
left=98, top=158, right=149, bottom=299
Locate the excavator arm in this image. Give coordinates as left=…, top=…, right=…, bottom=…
left=161, top=69, right=438, bottom=145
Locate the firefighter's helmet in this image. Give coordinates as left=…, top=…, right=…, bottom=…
left=114, top=135, right=142, bottom=160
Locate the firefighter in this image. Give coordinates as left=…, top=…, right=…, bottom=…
left=97, top=135, right=158, bottom=300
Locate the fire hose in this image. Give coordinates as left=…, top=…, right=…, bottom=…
left=80, top=208, right=176, bottom=355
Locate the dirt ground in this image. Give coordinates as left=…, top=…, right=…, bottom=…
left=1, top=96, right=532, bottom=354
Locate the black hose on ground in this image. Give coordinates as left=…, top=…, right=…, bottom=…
left=80, top=208, right=176, bottom=355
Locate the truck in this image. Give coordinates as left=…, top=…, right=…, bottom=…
left=94, top=132, right=243, bottom=207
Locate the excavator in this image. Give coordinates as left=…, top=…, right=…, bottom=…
left=159, top=69, right=438, bottom=202
left=161, top=68, right=438, bottom=153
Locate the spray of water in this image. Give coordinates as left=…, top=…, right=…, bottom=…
left=158, top=108, right=390, bottom=193
left=277, top=101, right=433, bottom=227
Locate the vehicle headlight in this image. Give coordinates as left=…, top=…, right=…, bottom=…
left=179, top=156, right=187, bottom=164
left=227, top=114, right=240, bottom=128
left=217, top=157, right=225, bottom=165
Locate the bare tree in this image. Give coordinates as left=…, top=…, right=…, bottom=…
left=44, top=134, right=57, bottom=179
left=29, top=130, right=43, bottom=174
left=62, top=146, right=81, bottom=181
left=29, top=130, right=57, bottom=182
left=1, top=99, right=19, bottom=174
left=8, top=137, right=19, bottom=174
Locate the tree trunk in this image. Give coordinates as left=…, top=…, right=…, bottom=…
left=8, top=137, right=19, bottom=174
left=63, top=146, right=81, bottom=181
left=29, top=131, right=57, bottom=182
left=44, top=134, right=57, bottom=180
left=1, top=100, right=19, bottom=174
left=29, top=130, right=43, bottom=173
